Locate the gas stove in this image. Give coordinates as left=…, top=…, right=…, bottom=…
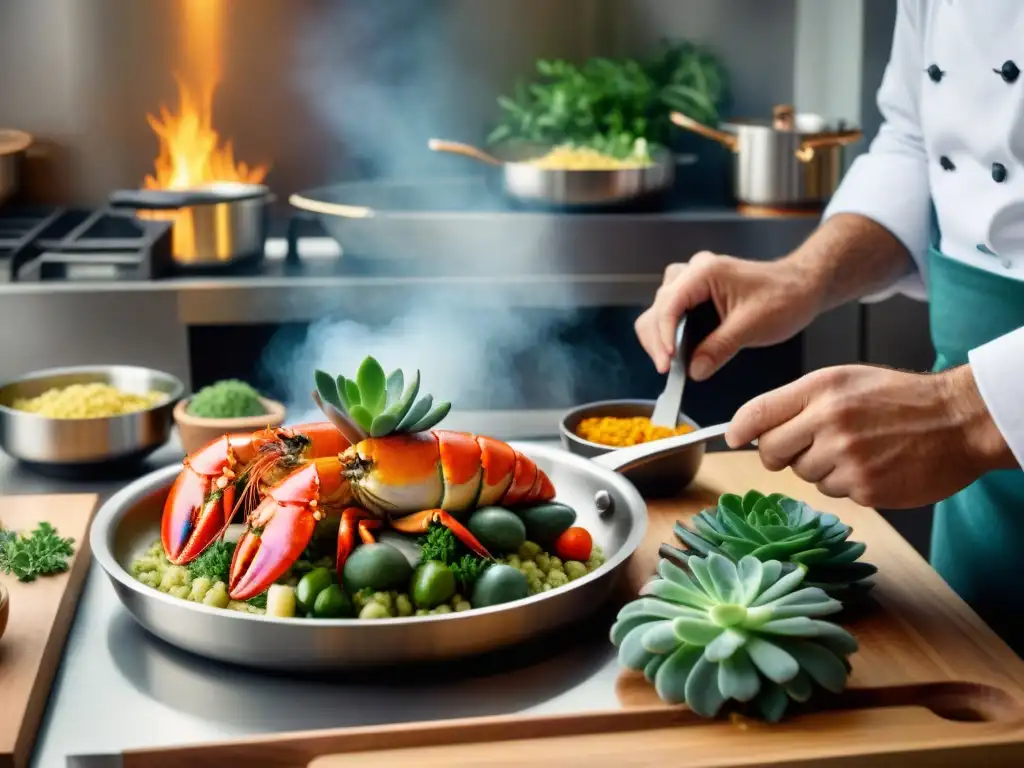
left=0, top=205, right=340, bottom=283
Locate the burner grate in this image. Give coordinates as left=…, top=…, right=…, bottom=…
left=1, top=206, right=174, bottom=282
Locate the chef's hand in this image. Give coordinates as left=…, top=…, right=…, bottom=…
left=725, top=364, right=1019, bottom=508
left=635, top=251, right=826, bottom=378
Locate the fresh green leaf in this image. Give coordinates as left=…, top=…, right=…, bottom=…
left=314, top=370, right=342, bottom=410
left=355, top=356, right=387, bottom=415
left=348, top=404, right=374, bottom=432
left=385, top=369, right=404, bottom=406
left=396, top=395, right=432, bottom=432
left=406, top=401, right=451, bottom=433
left=0, top=522, right=76, bottom=582
left=187, top=539, right=235, bottom=582
left=369, top=412, right=401, bottom=438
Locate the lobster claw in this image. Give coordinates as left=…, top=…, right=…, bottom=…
left=227, top=463, right=320, bottom=601
left=161, top=436, right=239, bottom=565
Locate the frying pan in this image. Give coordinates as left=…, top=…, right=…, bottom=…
left=89, top=424, right=734, bottom=670
left=426, top=138, right=681, bottom=210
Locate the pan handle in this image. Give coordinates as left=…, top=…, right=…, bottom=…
left=591, top=422, right=737, bottom=474
left=669, top=112, right=738, bottom=152
left=288, top=193, right=374, bottom=219
left=427, top=138, right=504, bottom=167
left=794, top=130, right=864, bottom=162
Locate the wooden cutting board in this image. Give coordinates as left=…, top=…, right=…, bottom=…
left=76, top=453, right=1024, bottom=766
left=0, top=494, right=97, bottom=768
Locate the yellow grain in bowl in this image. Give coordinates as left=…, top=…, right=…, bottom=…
left=575, top=415, right=695, bottom=448
left=525, top=144, right=651, bottom=171
left=11, top=382, right=166, bottom=419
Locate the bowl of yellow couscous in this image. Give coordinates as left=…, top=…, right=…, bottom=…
left=0, top=365, right=184, bottom=476
left=559, top=399, right=705, bottom=498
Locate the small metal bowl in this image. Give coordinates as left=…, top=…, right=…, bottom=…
left=0, top=365, right=184, bottom=477
left=559, top=399, right=705, bottom=498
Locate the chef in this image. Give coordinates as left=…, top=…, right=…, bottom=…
left=635, top=0, right=1024, bottom=651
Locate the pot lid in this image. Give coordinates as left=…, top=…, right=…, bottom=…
left=0, top=129, right=32, bottom=156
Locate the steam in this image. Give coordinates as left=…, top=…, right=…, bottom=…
left=265, top=1, right=629, bottom=429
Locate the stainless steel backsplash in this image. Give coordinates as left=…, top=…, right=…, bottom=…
left=0, top=0, right=796, bottom=206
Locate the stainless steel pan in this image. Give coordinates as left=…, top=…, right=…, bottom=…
left=426, top=138, right=679, bottom=209
left=89, top=429, right=724, bottom=671
left=107, top=182, right=272, bottom=267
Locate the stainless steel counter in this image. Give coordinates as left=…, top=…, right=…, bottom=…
left=1, top=437, right=631, bottom=768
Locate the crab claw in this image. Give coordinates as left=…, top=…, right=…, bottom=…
left=161, top=435, right=239, bottom=565
left=227, top=463, right=321, bottom=601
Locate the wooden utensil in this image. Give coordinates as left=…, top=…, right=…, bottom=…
left=0, top=494, right=98, bottom=768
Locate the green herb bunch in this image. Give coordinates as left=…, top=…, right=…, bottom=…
left=314, top=356, right=450, bottom=439
left=487, top=40, right=729, bottom=155
left=0, top=522, right=76, bottom=582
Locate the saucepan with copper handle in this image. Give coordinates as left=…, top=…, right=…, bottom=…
left=671, top=104, right=863, bottom=208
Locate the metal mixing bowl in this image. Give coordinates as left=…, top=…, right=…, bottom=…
left=560, top=399, right=706, bottom=498
left=0, top=365, right=184, bottom=476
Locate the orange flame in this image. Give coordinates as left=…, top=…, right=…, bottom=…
left=141, top=0, right=268, bottom=262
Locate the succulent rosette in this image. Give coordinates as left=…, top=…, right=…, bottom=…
left=313, top=356, right=451, bottom=442
left=660, top=490, right=877, bottom=598
left=611, top=553, right=858, bottom=722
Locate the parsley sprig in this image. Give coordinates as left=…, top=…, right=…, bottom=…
left=417, top=524, right=490, bottom=590
left=0, top=522, right=76, bottom=582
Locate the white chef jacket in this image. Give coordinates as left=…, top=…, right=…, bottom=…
left=823, top=0, right=1024, bottom=467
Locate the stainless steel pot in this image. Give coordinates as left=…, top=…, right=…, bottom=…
left=108, top=182, right=272, bottom=266
left=425, top=138, right=681, bottom=209
left=671, top=105, right=863, bottom=208
left=0, top=364, right=183, bottom=476
left=0, top=129, right=32, bottom=207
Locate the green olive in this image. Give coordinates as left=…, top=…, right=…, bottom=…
left=296, top=567, right=333, bottom=614
left=410, top=560, right=456, bottom=609
left=312, top=584, right=352, bottom=618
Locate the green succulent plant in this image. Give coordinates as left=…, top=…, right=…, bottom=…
left=313, top=357, right=450, bottom=439
left=660, top=490, right=877, bottom=598
left=611, top=553, right=858, bottom=722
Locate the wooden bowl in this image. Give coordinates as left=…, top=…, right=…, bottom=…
left=0, top=583, right=9, bottom=644
left=173, top=397, right=286, bottom=455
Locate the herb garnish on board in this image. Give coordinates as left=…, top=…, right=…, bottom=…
left=0, top=521, right=76, bottom=582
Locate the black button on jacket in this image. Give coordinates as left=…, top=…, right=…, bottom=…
left=995, top=60, right=1020, bottom=83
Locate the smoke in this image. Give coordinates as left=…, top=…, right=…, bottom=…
left=265, top=1, right=629, bottom=428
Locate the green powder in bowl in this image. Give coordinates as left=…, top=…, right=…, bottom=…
left=186, top=380, right=267, bottom=419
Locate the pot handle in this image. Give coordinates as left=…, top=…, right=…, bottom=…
left=669, top=112, right=738, bottom=152
left=591, top=422, right=737, bottom=475
left=427, top=138, right=504, bottom=167
left=108, top=189, right=195, bottom=210
left=794, top=130, right=864, bottom=162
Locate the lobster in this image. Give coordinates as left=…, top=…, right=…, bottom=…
left=226, top=429, right=556, bottom=601
left=161, top=422, right=350, bottom=566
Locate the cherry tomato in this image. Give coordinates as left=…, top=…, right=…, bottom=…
left=554, top=526, right=592, bottom=562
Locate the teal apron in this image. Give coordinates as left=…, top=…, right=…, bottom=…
left=927, top=219, right=1024, bottom=654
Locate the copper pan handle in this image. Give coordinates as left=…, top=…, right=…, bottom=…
left=669, top=112, right=738, bottom=152
left=795, top=130, right=864, bottom=162
left=427, top=138, right=504, bottom=167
